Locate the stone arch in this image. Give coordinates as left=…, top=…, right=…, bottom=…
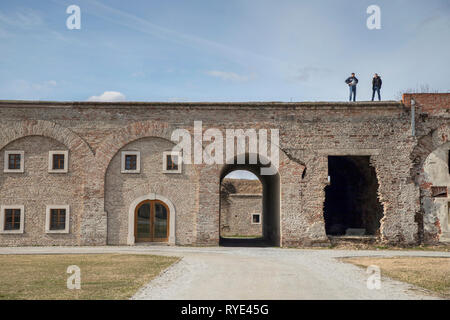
left=0, top=120, right=97, bottom=245
left=96, top=121, right=174, bottom=176
left=103, top=131, right=199, bottom=246
left=0, top=120, right=94, bottom=157
left=127, top=193, right=176, bottom=245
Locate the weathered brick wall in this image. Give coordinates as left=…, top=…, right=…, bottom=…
left=0, top=96, right=448, bottom=246
left=404, top=93, right=450, bottom=243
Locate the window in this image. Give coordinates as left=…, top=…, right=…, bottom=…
left=163, top=151, right=182, bottom=173
left=4, top=151, right=24, bottom=173
left=45, top=205, right=70, bottom=233
left=125, top=154, right=137, bottom=170
left=121, top=151, right=140, bottom=173
left=53, top=154, right=65, bottom=170
left=251, top=213, right=261, bottom=224
left=0, top=205, right=24, bottom=234
left=48, top=151, right=69, bottom=173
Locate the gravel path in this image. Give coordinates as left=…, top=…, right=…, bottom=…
left=1, top=246, right=448, bottom=299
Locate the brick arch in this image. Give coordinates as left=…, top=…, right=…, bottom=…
left=0, top=120, right=97, bottom=245
left=0, top=120, right=94, bottom=157
left=411, top=123, right=450, bottom=185
left=99, top=121, right=200, bottom=246
left=96, top=120, right=174, bottom=176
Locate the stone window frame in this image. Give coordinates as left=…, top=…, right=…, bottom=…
left=251, top=213, right=261, bottom=225
left=4, top=150, right=25, bottom=173
left=163, top=151, right=182, bottom=174
left=0, top=205, right=25, bottom=234
left=48, top=150, right=69, bottom=173
left=121, top=151, right=141, bottom=174
left=45, top=205, right=70, bottom=234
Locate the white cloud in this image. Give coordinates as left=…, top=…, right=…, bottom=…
left=88, top=91, right=126, bottom=102
left=205, top=70, right=255, bottom=82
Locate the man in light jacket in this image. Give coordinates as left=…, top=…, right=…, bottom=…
left=345, top=73, right=358, bottom=102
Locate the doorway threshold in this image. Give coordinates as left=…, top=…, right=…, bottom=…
left=135, top=242, right=170, bottom=246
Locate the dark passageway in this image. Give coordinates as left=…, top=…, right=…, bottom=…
left=324, top=156, right=383, bottom=236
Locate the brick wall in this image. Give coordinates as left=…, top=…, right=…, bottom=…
left=0, top=98, right=448, bottom=246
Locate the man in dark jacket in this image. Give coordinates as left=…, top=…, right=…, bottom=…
left=345, top=73, right=358, bottom=101
left=372, top=73, right=382, bottom=101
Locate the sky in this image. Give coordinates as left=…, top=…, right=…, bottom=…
left=0, top=0, right=449, bottom=103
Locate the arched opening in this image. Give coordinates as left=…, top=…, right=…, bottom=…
left=134, top=199, right=170, bottom=243
left=219, top=154, right=280, bottom=247
left=324, top=156, right=383, bottom=237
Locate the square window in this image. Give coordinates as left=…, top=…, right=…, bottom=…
left=252, top=213, right=261, bottom=224
left=121, top=151, right=140, bottom=173
left=48, top=151, right=69, bottom=173
left=5, top=209, right=21, bottom=230
left=8, top=154, right=21, bottom=170
left=0, top=205, right=24, bottom=234
left=4, top=151, right=24, bottom=173
left=53, top=154, right=65, bottom=170
left=163, top=151, right=182, bottom=173
left=125, top=154, right=137, bottom=170
left=167, top=154, right=178, bottom=171
left=50, top=209, right=66, bottom=230
left=45, top=205, right=70, bottom=233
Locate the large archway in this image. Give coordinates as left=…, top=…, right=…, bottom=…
left=219, top=153, right=280, bottom=247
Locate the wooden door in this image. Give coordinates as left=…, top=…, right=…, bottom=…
left=135, top=200, right=169, bottom=242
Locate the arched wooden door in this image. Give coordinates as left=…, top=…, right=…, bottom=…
left=135, top=200, right=170, bottom=242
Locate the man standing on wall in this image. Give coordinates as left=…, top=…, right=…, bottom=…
left=372, top=73, right=382, bottom=101
left=345, top=73, right=358, bottom=101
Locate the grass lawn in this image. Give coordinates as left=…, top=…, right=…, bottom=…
left=342, top=256, right=450, bottom=298
left=0, top=253, right=179, bottom=300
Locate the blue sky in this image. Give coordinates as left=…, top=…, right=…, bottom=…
left=0, top=0, right=449, bottom=102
